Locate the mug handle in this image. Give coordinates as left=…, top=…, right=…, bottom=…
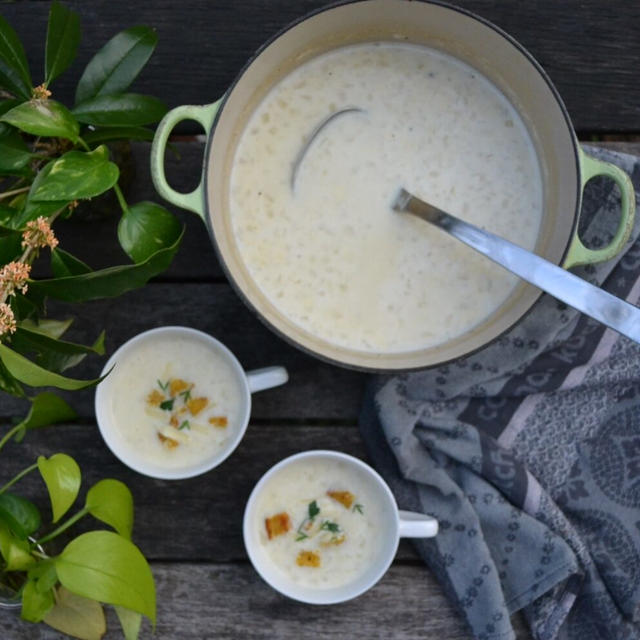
left=150, top=100, right=223, bottom=220
left=562, top=148, right=636, bottom=269
left=398, top=510, right=438, bottom=538
left=246, top=367, right=289, bottom=393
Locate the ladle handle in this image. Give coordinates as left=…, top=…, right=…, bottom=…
left=150, top=100, right=222, bottom=219
left=395, top=189, right=640, bottom=345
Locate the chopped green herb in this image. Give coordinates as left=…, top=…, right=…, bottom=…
left=320, top=520, right=340, bottom=534
left=179, top=388, right=192, bottom=402
left=157, top=379, right=169, bottom=392
left=178, top=420, right=191, bottom=431
left=308, top=500, right=320, bottom=519
left=352, top=503, right=364, bottom=514
left=159, top=399, right=174, bottom=411
left=295, top=533, right=308, bottom=542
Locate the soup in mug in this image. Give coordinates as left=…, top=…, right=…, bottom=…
left=230, top=42, right=543, bottom=353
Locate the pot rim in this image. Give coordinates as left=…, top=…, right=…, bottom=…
left=203, top=0, right=582, bottom=373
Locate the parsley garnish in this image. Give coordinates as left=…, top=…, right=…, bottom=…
left=179, top=388, right=192, bottom=402
left=352, top=503, right=364, bottom=514
left=295, top=533, right=308, bottom=542
left=296, top=501, right=321, bottom=542
left=159, top=399, right=174, bottom=411
left=308, top=500, right=320, bottom=519
left=157, top=380, right=169, bottom=392
left=178, top=420, right=191, bottom=430
left=320, top=520, right=340, bottom=533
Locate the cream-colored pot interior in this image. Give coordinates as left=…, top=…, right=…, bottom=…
left=206, top=0, right=580, bottom=371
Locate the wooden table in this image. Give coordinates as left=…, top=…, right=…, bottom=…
left=2, top=1, right=639, bottom=638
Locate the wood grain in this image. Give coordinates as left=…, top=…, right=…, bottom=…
left=2, top=1, right=639, bottom=133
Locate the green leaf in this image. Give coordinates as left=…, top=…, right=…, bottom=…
left=44, top=586, right=106, bottom=640
left=75, top=26, right=157, bottom=104
left=51, top=248, right=92, bottom=278
left=19, top=317, right=73, bottom=340
left=0, top=129, right=32, bottom=172
left=0, top=229, right=22, bottom=263
left=21, top=579, right=55, bottom=623
left=0, top=492, right=41, bottom=539
left=29, top=228, right=183, bottom=302
left=83, top=125, right=154, bottom=146
left=0, top=358, right=24, bottom=397
left=37, top=454, right=81, bottom=523
left=85, top=479, right=133, bottom=539
left=31, top=145, right=119, bottom=202
left=0, top=14, right=32, bottom=99
left=12, top=326, right=105, bottom=373
left=118, top=201, right=182, bottom=263
left=73, top=93, right=167, bottom=127
left=115, top=606, right=142, bottom=640
left=1, top=99, right=79, bottom=142
left=28, top=560, right=58, bottom=593
left=0, top=343, right=106, bottom=391
left=0, top=521, right=35, bottom=570
left=55, top=531, right=156, bottom=624
left=12, top=391, right=77, bottom=444
left=45, top=1, right=81, bottom=86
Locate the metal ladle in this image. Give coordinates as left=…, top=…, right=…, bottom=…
left=392, top=188, right=640, bottom=344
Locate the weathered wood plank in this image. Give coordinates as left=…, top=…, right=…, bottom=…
left=0, top=562, right=533, bottom=640
left=2, top=1, right=638, bottom=133
left=0, top=283, right=367, bottom=422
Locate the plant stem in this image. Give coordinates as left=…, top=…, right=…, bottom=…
left=0, top=462, right=38, bottom=494
left=0, top=422, right=25, bottom=453
left=113, top=183, right=130, bottom=215
left=36, top=507, right=89, bottom=545
left=0, top=186, right=29, bottom=200
left=77, top=137, right=91, bottom=152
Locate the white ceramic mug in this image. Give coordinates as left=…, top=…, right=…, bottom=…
left=243, top=450, right=438, bottom=604
left=95, top=326, right=288, bottom=479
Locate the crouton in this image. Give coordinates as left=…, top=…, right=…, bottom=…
left=320, top=535, right=346, bottom=547
left=187, top=397, right=208, bottom=416
left=169, top=378, right=190, bottom=396
left=208, top=416, right=228, bottom=428
left=158, top=433, right=179, bottom=449
left=296, top=550, right=321, bottom=567
left=327, top=490, right=355, bottom=509
left=265, top=512, right=291, bottom=539
left=147, top=389, right=165, bottom=406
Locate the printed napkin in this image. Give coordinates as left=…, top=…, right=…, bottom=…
left=359, top=146, right=640, bottom=640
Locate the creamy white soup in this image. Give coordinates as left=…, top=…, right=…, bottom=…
left=255, top=458, right=384, bottom=589
left=106, top=334, right=244, bottom=472
left=229, top=42, right=543, bottom=352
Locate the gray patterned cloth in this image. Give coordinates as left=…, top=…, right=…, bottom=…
left=359, top=146, right=640, bottom=640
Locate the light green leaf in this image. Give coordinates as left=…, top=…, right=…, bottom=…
left=21, top=579, right=55, bottom=623
left=0, top=14, right=32, bottom=99
left=0, top=129, right=32, bottom=172
left=0, top=492, right=41, bottom=539
left=13, top=392, right=77, bottom=443
left=37, top=454, right=81, bottom=523
left=0, top=343, right=106, bottom=390
left=29, top=228, right=183, bottom=302
left=115, top=606, right=142, bottom=640
left=0, top=522, right=35, bottom=571
left=73, top=93, right=167, bottom=127
left=75, top=26, right=157, bottom=104
left=118, top=201, right=182, bottom=263
left=1, top=99, right=79, bottom=142
left=85, top=479, right=133, bottom=539
left=12, top=326, right=105, bottom=373
left=44, top=586, right=106, bottom=640
left=28, top=560, right=58, bottom=593
left=51, top=248, right=92, bottom=278
left=83, top=126, right=154, bottom=146
left=0, top=358, right=24, bottom=397
left=31, top=145, right=119, bottom=202
left=19, top=317, right=73, bottom=340
left=45, top=1, right=81, bottom=86
left=55, top=531, right=156, bottom=624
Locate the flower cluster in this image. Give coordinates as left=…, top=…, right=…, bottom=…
left=0, top=302, right=17, bottom=336
left=21, top=216, right=59, bottom=250
left=32, top=83, right=52, bottom=100
left=0, top=261, right=31, bottom=297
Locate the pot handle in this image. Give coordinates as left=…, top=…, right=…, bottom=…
left=150, top=100, right=222, bottom=220
left=563, top=148, right=636, bottom=269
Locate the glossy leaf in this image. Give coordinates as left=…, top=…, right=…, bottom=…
left=85, top=479, right=133, bottom=539
left=28, top=560, right=58, bottom=593
left=21, top=579, right=55, bottom=623
left=73, top=93, right=167, bottom=127
left=115, top=606, right=142, bottom=640
left=13, top=161, right=68, bottom=229
left=0, top=129, right=32, bottom=172
left=45, top=1, right=81, bottom=86
left=1, top=99, right=79, bottom=142
left=13, top=391, right=77, bottom=444
left=0, top=522, right=35, bottom=571
left=30, top=229, right=183, bottom=302
left=31, top=145, right=119, bottom=202
left=83, top=125, right=153, bottom=146
left=44, top=586, right=106, bottom=640
left=18, top=317, right=73, bottom=340
left=0, top=15, right=32, bottom=99
left=0, top=343, right=105, bottom=390
left=0, top=230, right=22, bottom=263
left=55, top=531, right=156, bottom=623
left=37, top=454, right=81, bottom=523
left=75, top=26, right=157, bottom=104
left=0, top=358, right=24, bottom=397
left=118, top=201, right=182, bottom=263
left=0, top=492, right=41, bottom=539
left=51, top=248, right=92, bottom=278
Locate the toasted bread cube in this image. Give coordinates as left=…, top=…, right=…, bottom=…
left=296, top=550, right=321, bottom=567
left=169, top=414, right=179, bottom=428
left=321, top=535, right=346, bottom=547
left=147, top=390, right=165, bottom=406
left=327, top=490, right=355, bottom=509
left=208, top=416, right=228, bottom=428
left=158, top=433, right=179, bottom=449
left=265, top=512, right=291, bottom=539
left=187, top=397, right=208, bottom=416
left=169, top=378, right=190, bottom=396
